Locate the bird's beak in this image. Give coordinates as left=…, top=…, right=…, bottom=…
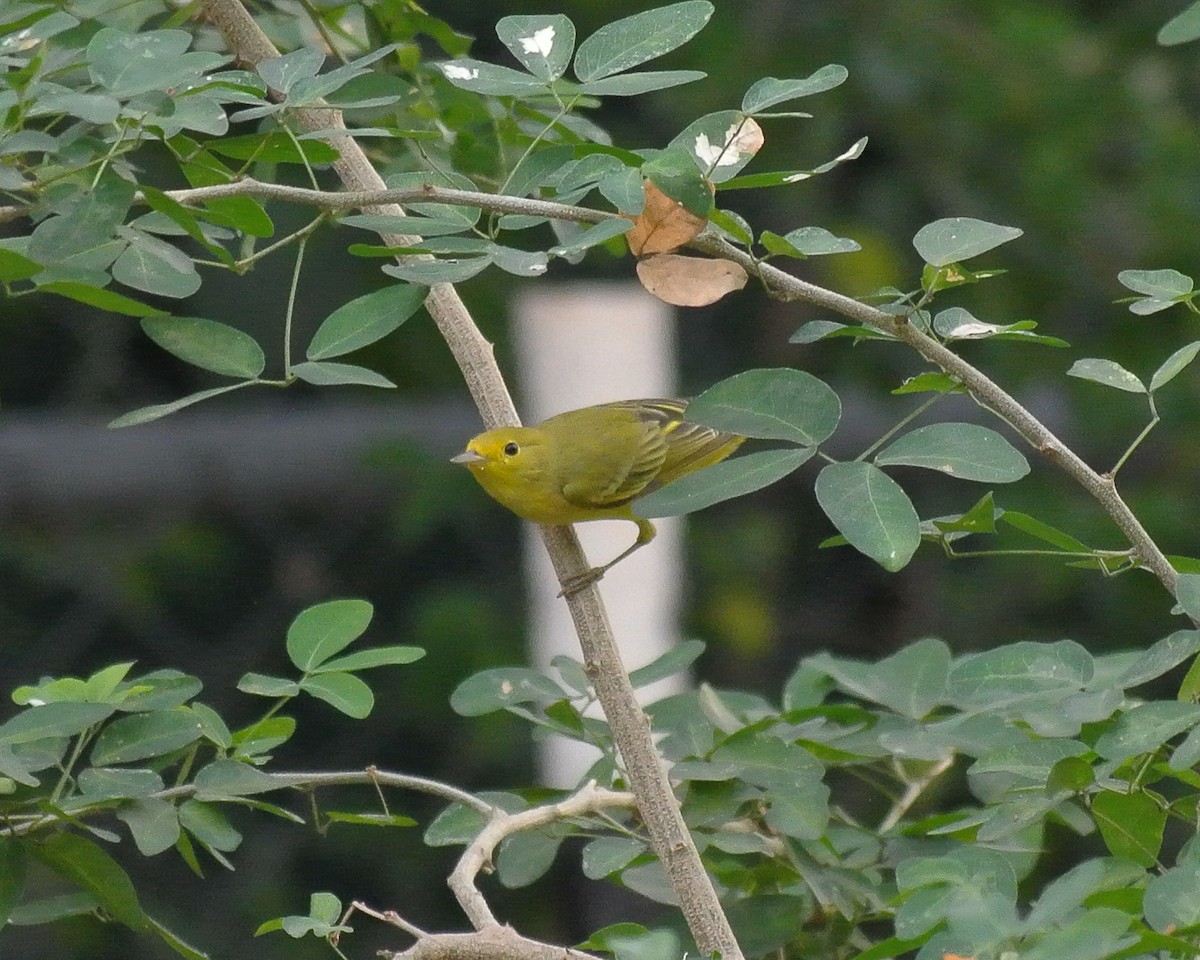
left=451, top=449, right=484, bottom=465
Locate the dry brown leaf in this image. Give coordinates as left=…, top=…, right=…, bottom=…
left=635, top=253, right=748, bottom=307
left=624, top=180, right=708, bottom=256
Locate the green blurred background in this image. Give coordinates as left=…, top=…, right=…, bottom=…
left=4, top=0, right=1199, bottom=956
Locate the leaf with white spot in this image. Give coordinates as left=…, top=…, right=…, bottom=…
left=497, top=15, right=574, bottom=80
left=913, top=217, right=1023, bottom=267
left=875, top=424, right=1030, bottom=483
left=1067, top=358, right=1146, bottom=394
left=437, top=60, right=547, bottom=96
left=670, top=112, right=762, bottom=182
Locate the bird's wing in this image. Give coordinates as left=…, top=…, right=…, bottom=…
left=641, top=400, right=745, bottom=494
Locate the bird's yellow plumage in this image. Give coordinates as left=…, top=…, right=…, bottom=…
left=452, top=399, right=744, bottom=592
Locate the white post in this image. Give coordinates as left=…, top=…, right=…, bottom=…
left=513, top=282, right=685, bottom=788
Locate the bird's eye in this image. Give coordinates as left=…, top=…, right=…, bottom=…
left=503, top=442, right=520, bottom=457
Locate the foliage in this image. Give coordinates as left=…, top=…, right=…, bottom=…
left=4, top=1, right=1200, bottom=959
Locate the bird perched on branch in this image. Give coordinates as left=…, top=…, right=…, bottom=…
left=452, top=398, right=744, bottom=593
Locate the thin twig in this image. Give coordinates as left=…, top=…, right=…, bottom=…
left=447, top=781, right=635, bottom=930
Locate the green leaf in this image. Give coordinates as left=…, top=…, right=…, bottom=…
left=193, top=759, right=279, bottom=798
left=640, top=146, right=714, bottom=215
left=949, top=640, right=1093, bottom=706
left=300, top=672, right=374, bottom=718
left=382, top=258, right=490, bottom=284
left=761, top=227, right=860, bottom=257
left=999, top=511, right=1090, bottom=552
left=669, top=110, right=757, bottom=181
left=497, top=830, right=563, bottom=888
left=1066, top=357, right=1145, bottom=393
left=141, top=317, right=265, bottom=378
left=236, top=673, right=299, bottom=697
left=627, top=640, right=706, bottom=689
left=38, top=281, right=166, bottom=318
left=573, top=1, right=714, bottom=82
left=286, top=599, right=374, bottom=671
left=232, top=715, right=296, bottom=755
left=582, top=837, right=645, bottom=879
left=1116, top=629, right=1200, bottom=688
left=323, top=811, right=416, bottom=829
left=337, top=214, right=471, bottom=237
left=179, top=801, right=242, bottom=852
left=291, top=361, right=396, bottom=388
left=549, top=218, right=634, bottom=258
left=1176, top=573, right=1200, bottom=622
left=0, top=248, right=43, bottom=282
left=256, top=48, right=324, bottom=93
left=111, top=235, right=201, bottom=299
left=576, top=70, right=706, bottom=96
left=90, top=709, right=203, bottom=765
left=741, top=66, right=848, bottom=113
left=875, top=423, right=1030, bottom=482
left=912, top=217, right=1023, bottom=267
left=634, top=448, right=811, bottom=519
left=0, top=702, right=115, bottom=745
left=437, top=59, right=548, bottom=96
left=34, top=832, right=149, bottom=932
left=87, top=28, right=227, bottom=98
left=7, top=892, right=100, bottom=927
left=1117, top=267, right=1193, bottom=298
left=1093, top=700, right=1200, bottom=762
left=689, top=368, right=841, bottom=444
left=0, top=837, right=27, bottom=929
left=116, top=799, right=180, bottom=856
left=1150, top=341, right=1200, bottom=391
left=113, top=381, right=261, bottom=426
left=450, top=668, right=566, bottom=717
left=1160, top=1, right=1200, bottom=44
left=1091, top=790, right=1164, bottom=866
left=496, top=15, right=575, bottom=80
left=1144, top=860, right=1200, bottom=931
left=815, top=461, right=920, bottom=571
left=315, top=645, right=425, bottom=673
left=78, top=767, right=164, bottom=801
left=306, top=284, right=425, bottom=360
left=1020, top=907, right=1134, bottom=960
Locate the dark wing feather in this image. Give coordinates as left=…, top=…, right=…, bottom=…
left=586, top=399, right=744, bottom=502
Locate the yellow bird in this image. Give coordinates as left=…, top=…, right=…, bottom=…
left=452, top=399, right=745, bottom=593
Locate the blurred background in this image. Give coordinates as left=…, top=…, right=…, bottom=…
left=4, top=0, right=1200, bottom=956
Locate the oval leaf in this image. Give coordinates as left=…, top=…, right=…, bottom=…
left=450, top=668, right=566, bottom=717
left=912, top=217, right=1023, bottom=267
left=875, top=423, right=1030, bottom=482
left=689, top=368, right=841, bottom=444
left=141, top=317, right=265, bottom=378
left=1150, top=341, right=1200, bottom=392
left=1066, top=358, right=1145, bottom=393
left=286, top=599, right=374, bottom=671
left=291, top=361, right=396, bottom=388
left=307, top=284, right=425, bottom=360
left=300, top=672, right=374, bottom=718
left=573, top=1, right=714, bottom=82
left=635, top=448, right=811, bottom=519
left=496, top=15, right=575, bottom=80
left=815, top=461, right=920, bottom=571
left=741, top=65, right=848, bottom=113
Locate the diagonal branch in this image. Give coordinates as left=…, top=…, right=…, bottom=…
left=194, top=5, right=746, bottom=958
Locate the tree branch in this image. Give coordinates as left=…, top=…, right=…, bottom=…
left=194, top=5, right=746, bottom=958
left=447, top=781, right=635, bottom=930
